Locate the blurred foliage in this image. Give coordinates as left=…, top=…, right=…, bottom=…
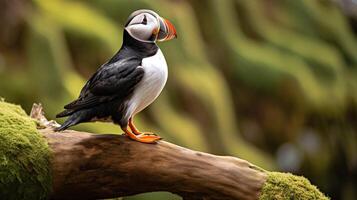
left=0, top=0, right=356, bottom=199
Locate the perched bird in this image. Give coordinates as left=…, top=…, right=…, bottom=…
left=55, top=9, right=177, bottom=143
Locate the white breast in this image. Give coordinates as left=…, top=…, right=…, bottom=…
left=124, top=49, right=168, bottom=120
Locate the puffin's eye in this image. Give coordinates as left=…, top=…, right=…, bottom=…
left=141, top=15, right=147, bottom=25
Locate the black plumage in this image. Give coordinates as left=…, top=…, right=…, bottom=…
left=55, top=30, right=159, bottom=131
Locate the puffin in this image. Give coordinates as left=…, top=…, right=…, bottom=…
left=55, top=9, right=177, bottom=143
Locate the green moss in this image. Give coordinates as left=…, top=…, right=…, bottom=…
left=259, top=172, right=329, bottom=200
left=0, top=101, right=51, bottom=200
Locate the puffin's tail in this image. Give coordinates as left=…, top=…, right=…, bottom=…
left=55, top=115, right=81, bottom=132
left=56, top=109, right=75, bottom=118
left=55, top=110, right=82, bottom=132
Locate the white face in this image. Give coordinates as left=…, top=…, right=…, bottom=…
left=125, top=13, right=160, bottom=43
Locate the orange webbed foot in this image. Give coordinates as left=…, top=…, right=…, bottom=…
left=123, top=127, right=161, bottom=144
left=140, top=132, right=157, bottom=136
left=133, top=133, right=162, bottom=143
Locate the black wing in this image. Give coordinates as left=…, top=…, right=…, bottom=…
left=57, top=56, right=144, bottom=116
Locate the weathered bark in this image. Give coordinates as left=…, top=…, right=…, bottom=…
left=43, top=129, right=267, bottom=200
left=30, top=104, right=267, bottom=200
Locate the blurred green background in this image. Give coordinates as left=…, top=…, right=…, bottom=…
left=1, top=0, right=356, bottom=199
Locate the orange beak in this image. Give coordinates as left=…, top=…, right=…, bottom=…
left=157, top=17, right=177, bottom=42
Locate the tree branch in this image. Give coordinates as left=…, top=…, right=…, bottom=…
left=43, top=129, right=267, bottom=200
left=28, top=103, right=266, bottom=200
left=27, top=104, right=327, bottom=200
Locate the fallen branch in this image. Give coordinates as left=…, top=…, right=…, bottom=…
left=30, top=103, right=266, bottom=200
left=0, top=101, right=329, bottom=200
left=43, top=130, right=267, bottom=200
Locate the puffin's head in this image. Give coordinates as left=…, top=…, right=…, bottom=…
left=125, top=9, right=177, bottom=43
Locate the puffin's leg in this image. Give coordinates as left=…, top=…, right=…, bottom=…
left=129, top=117, right=156, bottom=136
left=122, top=127, right=161, bottom=143
left=128, top=117, right=141, bottom=135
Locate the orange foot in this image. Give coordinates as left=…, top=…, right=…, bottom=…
left=123, top=127, right=161, bottom=143
left=129, top=117, right=158, bottom=137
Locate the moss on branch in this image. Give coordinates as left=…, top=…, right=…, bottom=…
left=259, top=172, right=329, bottom=200
left=0, top=100, right=51, bottom=200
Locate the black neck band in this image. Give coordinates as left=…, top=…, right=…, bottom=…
left=122, top=30, right=158, bottom=57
